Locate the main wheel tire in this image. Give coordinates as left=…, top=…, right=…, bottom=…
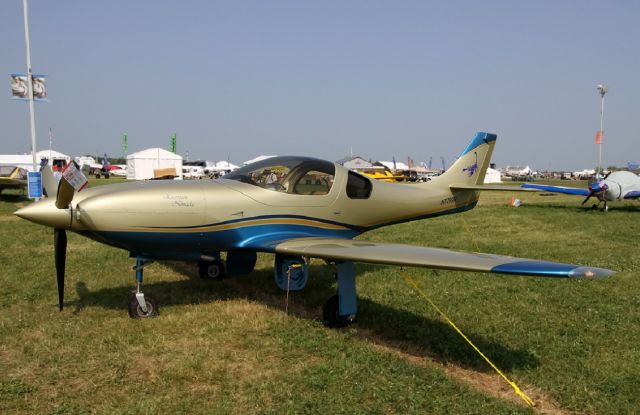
left=322, top=295, right=354, bottom=328
left=128, top=295, right=159, bottom=319
left=198, top=260, right=225, bottom=280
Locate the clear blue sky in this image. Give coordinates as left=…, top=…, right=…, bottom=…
left=1, top=0, right=638, bottom=170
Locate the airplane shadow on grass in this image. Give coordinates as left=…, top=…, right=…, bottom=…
left=70, top=260, right=539, bottom=373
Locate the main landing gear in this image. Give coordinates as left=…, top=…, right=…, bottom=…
left=128, top=257, right=159, bottom=318
left=591, top=201, right=609, bottom=212
left=124, top=254, right=359, bottom=327
left=198, top=259, right=225, bottom=280
left=322, top=262, right=357, bottom=328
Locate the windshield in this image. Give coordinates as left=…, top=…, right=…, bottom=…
left=225, top=156, right=335, bottom=195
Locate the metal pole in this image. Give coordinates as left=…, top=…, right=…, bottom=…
left=22, top=0, right=38, bottom=172
left=596, top=84, right=608, bottom=178
left=49, top=127, right=52, bottom=162
left=599, top=93, right=605, bottom=176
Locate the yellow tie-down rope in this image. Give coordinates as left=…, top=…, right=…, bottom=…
left=402, top=272, right=535, bottom=407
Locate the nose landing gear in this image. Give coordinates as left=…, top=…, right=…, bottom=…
left=128, top=257, right=159, bottom=318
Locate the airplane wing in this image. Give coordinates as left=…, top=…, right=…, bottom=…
left=520, top=183, right=590, bottom=196
left=450, top=184, right=538, bottom=191
left=275, top=237, right=614, bottom=279
left=623, top=191, right=640, bottom=199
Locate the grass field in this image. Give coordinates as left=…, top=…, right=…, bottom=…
left=1, top=179, right=638, bottom=414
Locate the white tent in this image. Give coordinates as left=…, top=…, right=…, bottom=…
left=484, top=167, right=502, bottom=184
left=126, top=148, right=183, bottom=180
left=0, top=150, right=70, bottom=172
left=380, top=160, right=410, bottom=171
left=212, top=161, right=239, bottom=171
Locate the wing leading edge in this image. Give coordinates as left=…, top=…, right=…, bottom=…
left=275, top=237, right=614, bottom=279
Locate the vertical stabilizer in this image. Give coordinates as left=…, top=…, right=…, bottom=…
left=426, top=132, right=497, bottom=187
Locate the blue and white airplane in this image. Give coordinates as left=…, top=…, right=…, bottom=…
left=522, top=171, right=640, bottom=211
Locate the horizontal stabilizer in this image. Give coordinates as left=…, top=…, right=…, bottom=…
left=521, top=183, right=590, bottom=196
left=450, top=184, right=539, bottom=192
left=275, top=237, right=614, bottom=279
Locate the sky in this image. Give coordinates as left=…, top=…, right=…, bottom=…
left=1, top=0, right=638, bottom=171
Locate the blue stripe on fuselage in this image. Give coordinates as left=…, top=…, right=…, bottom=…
left=80, top=223, right=359, bottom=257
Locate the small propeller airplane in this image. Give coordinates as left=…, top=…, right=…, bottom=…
left=0, top=165, right=28, bottom=195
left=521, top=171, right=640, bottom=211
left=15, top=132, right=614, bottom=326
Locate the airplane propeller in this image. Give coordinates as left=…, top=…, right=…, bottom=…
left=54, top=228, right=67, bottom=310
left=581, top=172, right=611, bottom=205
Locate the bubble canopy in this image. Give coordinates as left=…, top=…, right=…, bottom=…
left=224, top=156, right=336, bottom=195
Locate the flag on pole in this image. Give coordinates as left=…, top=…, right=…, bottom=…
left=595, top=130, right=603, bottom=144
left=170, top=133, right=177, bottom=153
left=122, top=133, right=128, bottom=154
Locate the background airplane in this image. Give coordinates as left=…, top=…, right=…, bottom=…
left=0, top=164, right=28, bottom=195
left=522, top=171, right=640, bottom=211
left=15, top=132, right=613, bottom=327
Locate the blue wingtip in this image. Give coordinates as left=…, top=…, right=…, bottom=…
left=460, top=132, right=497, bottom=156
left=491, top=261, right=615, bottom=279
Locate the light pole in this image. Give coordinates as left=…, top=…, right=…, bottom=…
left=596, top=83, right=608, bottom=178
left=22, top=0, right=38, bottom=172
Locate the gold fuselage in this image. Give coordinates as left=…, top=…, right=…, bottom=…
left=21, top=162, right=477, bottom=258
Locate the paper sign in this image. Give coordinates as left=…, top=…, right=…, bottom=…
left=61, top=162, right=88, bottom=192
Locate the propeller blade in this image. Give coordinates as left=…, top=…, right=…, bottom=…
left=54, top=229, right=67, bottom=311
left=581, top=191, right=594, bottom=205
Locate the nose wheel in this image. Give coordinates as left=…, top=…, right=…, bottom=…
left=127, top=257, right=159, bottom=319
left=128, top=294, right=158, bottom=318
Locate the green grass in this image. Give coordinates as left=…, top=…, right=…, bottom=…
left=1, top=180, right=639, bottom=414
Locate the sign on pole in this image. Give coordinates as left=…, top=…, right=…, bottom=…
left=10, top=74, right=47, bottom=101
left=27, top=171, right=42, bottom=199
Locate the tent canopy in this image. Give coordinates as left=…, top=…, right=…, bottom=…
left=126, top=148, right=183, bottom=180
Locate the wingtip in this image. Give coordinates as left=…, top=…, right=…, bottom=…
left=568, top=267, right=616, bottom=279
left=490, top=260, right=615, bottom=279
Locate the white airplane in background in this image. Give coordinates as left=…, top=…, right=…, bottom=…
left=522, top=171, right=640, bottom=211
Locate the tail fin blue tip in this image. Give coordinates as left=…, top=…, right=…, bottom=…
left=460, top=132, right=497, bottom=156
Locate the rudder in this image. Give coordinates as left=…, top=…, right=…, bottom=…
left=427, top=132, right=497, bottom=187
